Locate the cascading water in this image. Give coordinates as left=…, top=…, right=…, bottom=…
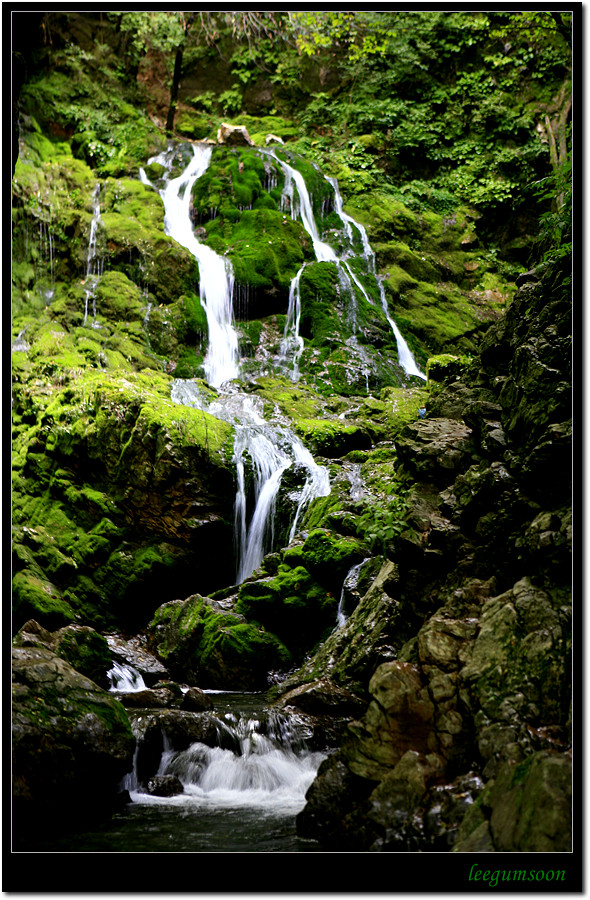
left=141, top=144, right=240, bottom=388
left=154, top=705, right=324, bottom=810
left=336, top=559, right=370, bottom=628
left=269, top=150, right=425, bottom=382
left=144, top=143, right=330, bottom=585
left=275, top=266, right=305, bottom=381
left=326, top=175, right=426, bottom=380
left=83, top=183, right=104, bottom=327
left=112, top=141, right=425, bottom=849
left=108, top=661, right=147, bottom=693
left=170, top=379, right=330, bottom=583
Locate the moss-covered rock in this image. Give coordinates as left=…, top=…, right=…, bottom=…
left=12, top=639, right=134, bottom=846
left=147, top=594, right=291, bottom=690
left=53, top=625, right=113, bottom=689
left=11, top=369, right=236, bottom=632
left=235, top=562, right=335, bottom=657
left=281, top=529, right=367, bottom=594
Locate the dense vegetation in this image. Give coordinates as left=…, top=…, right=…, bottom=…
left=11, top=9, right=575, bottom=863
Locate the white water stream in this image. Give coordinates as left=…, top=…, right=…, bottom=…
left=141, top=144, right=240, bottom=388
left=152, top=706, right=323, bottom=812
left=170, top=379, right=330, bottom=583
left=270, top=150, right=426, bottom=381
left=327, top=174, right=426, bottom=380
left=83, top=183, right=105, bottom=326
left=108, top=661, right=147, bottom=693
left=125, top=141, right=425, bottom=824
left=141, top=143, right=331, bottom=585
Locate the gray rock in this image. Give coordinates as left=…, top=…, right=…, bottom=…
left=12, top=644, right=135, bottom=842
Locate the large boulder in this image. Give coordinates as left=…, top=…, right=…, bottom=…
left=147, top=594, right=292, bottom=690
left=12, top=643, right=135, bottom=846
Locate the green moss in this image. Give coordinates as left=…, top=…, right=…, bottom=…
left=225, top=114, right=299, bottom=144
left=294, top=418, right=371, bottom=457
left=236, top=563, right=335, bottom=655
left=346, top=194, right=422, bottom=244
left=175, top=111, right=215, bottom=140
left=12, top=570, right=76, bottom=630
left=94, top=271, right=145, bottom=322
left=426, top=353, right=474, bottom=385
left=282, top=529, right=367, bottom=593
left=55, top=628, right=112, bottom=686
left=387, top=278, right=494, bottom=357
left=148, top=594, right=292, bottom=689
left=299, top=261, right=342, bottom=343
left=378, top=241, right=441, bottom=283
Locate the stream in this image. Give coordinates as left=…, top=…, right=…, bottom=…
left=32, top=690, right=326, bottom=853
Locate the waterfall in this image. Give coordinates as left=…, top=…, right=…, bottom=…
left=233, top=411, right=293, bottom=584
left=344, top=462, right=365, bottom=501
left=274, top=155, right=336, bottom=263
left=12, top=328, right=30, bottom=353
left=271, top=152, right=360, bottom=379
left=327, top=176, right=426, bottom=380
left=336, top=559, right=370, bottom=627
left=108, top=661, right=147, bottom=692
left=134, top=706, right=324, bottom=811
left=270, top=151, right=424, bottom=381
left=143, top=143, right=240, bottom=389
left=83, top=183, right=104, bottom=326
left=38, top=220, right=55, bottom=301
left=275, top=265, right=305, bottom=381
left=171, top=380, right=330, bottom=583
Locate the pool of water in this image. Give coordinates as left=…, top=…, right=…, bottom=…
left=24, top=691, right=327, bottom=854
left=30, top=798, right=324, bottom=853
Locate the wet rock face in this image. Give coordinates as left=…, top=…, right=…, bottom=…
left=12, top=642, right=135, bottom=846
left=14, top=619, right=113, bottom=689
left=106, top=634, right=169, bottom=687
left=486, top=751, right=572, bottom=852
left=146, top=774, right=184, bottom=797
left=395, top=418, right=474, bottom=485
left=217, top=123, right=255, bottom=146
left=295, top=274, right=572, bottom=852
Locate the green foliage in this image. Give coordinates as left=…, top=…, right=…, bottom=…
left=356, top=492, right=412, bottom=554
left=219, top=88, right=243, bottom=115
left=530, top=158, right=572, bottom=291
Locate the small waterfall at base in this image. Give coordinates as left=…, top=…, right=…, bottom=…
left=108, top=661, right=147, bottom=693
left=149, top=706, right=324, bottom=811
left=171, top=380, right=330, bottom=583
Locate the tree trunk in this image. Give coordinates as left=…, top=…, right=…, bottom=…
left=165, top=43, right=184, bottom=133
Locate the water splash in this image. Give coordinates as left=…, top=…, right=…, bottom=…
left=108, top=661, right=147, bottom=692
left=136, top=706, right=324, bottom=811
